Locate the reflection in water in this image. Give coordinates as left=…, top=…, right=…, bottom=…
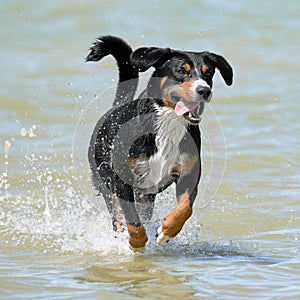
left=81, top=256, right=196, bottom=298
left=79, top=249, right=283, bottom=299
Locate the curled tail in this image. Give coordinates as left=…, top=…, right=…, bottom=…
left=86, top=35, right=139, bottom=107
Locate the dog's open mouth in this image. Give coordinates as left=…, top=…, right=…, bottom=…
left=174, top=100, right=205, bottom=124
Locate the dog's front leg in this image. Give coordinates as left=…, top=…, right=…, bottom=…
left=156, top=191, right=194, bottom=245
left=156, top=158, right=200, bottom=245
left=120, top=200, right=148, bottom=249
left=116, top=181, right=148, bottom=249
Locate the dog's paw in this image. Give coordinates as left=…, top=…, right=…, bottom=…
left=129, top=237, right=148, bottom=250
left=156, top=225, right=173, bottom=245
left=127, top=223, right=148, bottom=249
left=129, top=245, right=146, bottom=253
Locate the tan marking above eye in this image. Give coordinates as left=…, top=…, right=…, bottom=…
left=201, top=65, right=208, bottom=73
left=182, top=63, right=191, bottom=71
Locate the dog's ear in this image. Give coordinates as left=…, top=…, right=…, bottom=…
left=204, top=52, right=233, bottom=86
left=130, top=47, right=173, bottom=72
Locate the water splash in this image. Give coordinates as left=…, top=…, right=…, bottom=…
left=0, top=141, right=11, bottom=190
left=1, top=167, right=245, bottom=258
left=0, top=122, right=241, bottom=259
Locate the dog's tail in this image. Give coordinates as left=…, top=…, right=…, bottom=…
left=86, top=35, right=139, bottom=107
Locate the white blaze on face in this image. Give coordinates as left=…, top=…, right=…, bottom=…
left=193, top=78, right=210, bottom=90
left=193, top=78, right=212, bottom=102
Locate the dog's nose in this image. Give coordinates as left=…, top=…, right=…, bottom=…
left=196, top=86, right=211, bottom=102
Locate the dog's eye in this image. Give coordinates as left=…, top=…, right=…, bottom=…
left=176, top=68, right=186, bottom=75
left=176, top=67, right=191, bottom=79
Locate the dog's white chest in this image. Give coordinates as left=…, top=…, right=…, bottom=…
left=142, top=106, right=188, bottom=191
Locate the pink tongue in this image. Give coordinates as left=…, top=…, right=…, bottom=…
left=174, top=101, right=199, bottom=116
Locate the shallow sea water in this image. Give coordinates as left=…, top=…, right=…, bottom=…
left=1, top=1, right=299, bottom=299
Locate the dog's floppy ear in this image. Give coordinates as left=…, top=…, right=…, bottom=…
left=130, top=47, right=173, bottom=72
left=204, top=52, right=233, bottom=86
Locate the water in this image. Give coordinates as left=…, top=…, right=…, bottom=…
left=1, top=1, right=299, bottom=299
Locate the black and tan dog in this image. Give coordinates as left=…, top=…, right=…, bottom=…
left=87, top=35, right=233, bottom=249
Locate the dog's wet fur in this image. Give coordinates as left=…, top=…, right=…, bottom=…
left=87, top=35, right=233, bottom=249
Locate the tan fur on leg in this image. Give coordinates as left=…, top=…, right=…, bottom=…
left=156, top=192, right=192, bottom=244
left=127, top=223, right=148, bottom=249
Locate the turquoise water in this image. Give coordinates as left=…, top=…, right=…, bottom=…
left=1, top=1, right=299, bottom=299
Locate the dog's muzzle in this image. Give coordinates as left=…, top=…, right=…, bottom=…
left=196, top=86, right=212, bottom=103
left=174, top=99, right=205, bottom=125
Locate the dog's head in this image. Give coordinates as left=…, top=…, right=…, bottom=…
left=130, top=47, right=233, bottom=124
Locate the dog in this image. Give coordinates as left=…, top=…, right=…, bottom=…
left=86, top=35, right=233, bottom=249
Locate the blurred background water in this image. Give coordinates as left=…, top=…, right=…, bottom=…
left=0, top=1, right=299, bottom=299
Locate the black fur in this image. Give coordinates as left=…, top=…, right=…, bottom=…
left=86, top=35, right=233, bottom=248
left=86, top=35, right=139, bottom=106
